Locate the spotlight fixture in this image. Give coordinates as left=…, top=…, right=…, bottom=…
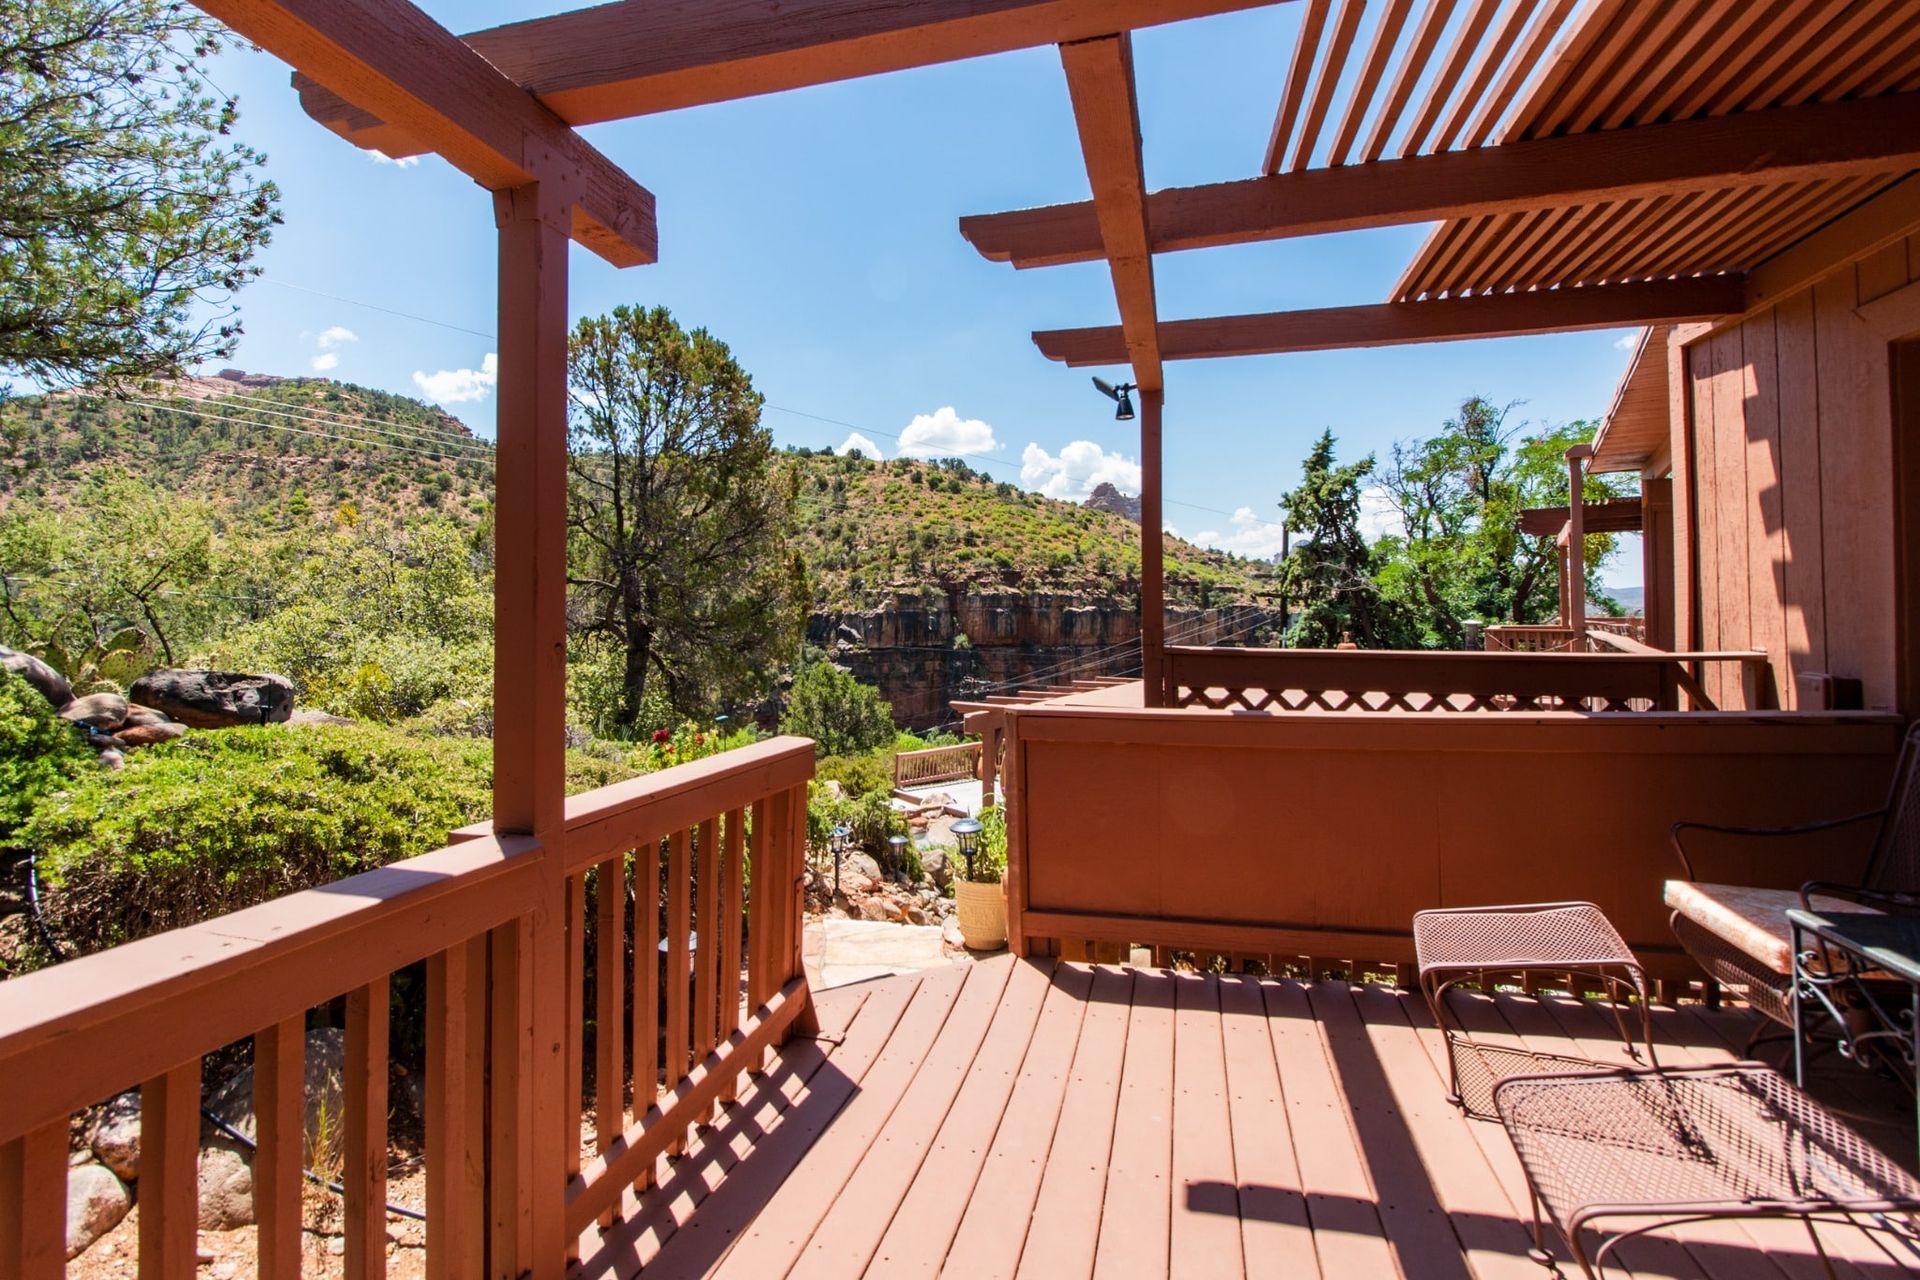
left=1091, top=376, right=1136, bottom=422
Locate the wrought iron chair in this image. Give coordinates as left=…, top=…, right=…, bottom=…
left=1665, top=720, right=1920, bottom=1047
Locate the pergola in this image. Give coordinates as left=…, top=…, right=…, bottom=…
left=209, top=0, right=1920, bottom=718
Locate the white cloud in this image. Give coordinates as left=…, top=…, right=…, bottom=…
left=834, top=432, right=884, bottom=459
left=898, top=406, right=998, bottom=457
left=1193, top=507, right=1290, bottom=559
left=310, top=352, right=340, bottom=372
left=412, top=352, right=498, bottom=405
left=1019, top=439, right=1141, bottom=502
left=1358, top=484, right=1404, bottom=542
left=1612, top=330, right=1643, bottom=351
left=371, top=151, right=421, bottom=168
left=317, top=325, right=358, bottom=349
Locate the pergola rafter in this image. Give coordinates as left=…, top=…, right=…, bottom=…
left=291, top=0, right=1285, bottom=154
left=198, top=0, right=657, bottom=266
left=962, top=92, right=1920, bottom=269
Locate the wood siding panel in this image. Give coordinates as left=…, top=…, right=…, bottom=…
left=1814, top=272, right=1898, bottom=707
left=1709, top=328, right=1751, bottom=706
left=1688, top=335, right=1721, bottom=699
left=1772, top=288, right=1827, bottom=700
left=1740, top=312, right=1788, bottom=709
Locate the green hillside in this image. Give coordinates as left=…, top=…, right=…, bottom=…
left=791, top=450, right=1273, bottom=611
left=0, top=378, right=1273, bottom=610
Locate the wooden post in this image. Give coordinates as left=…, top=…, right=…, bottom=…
left=490, top=178, right=573, bottom=1280
left=1642, top=476, right=1675, bottom=650
left=1566, top=444, right=1592, bottom=643
left=140, top=1061, right=201, bottom=1279
left=255, top=1017, right=306, bottom=1280
left=1140, top=387, right=1167, bottom=705
left=0, top=1122, right=65, bottom=1280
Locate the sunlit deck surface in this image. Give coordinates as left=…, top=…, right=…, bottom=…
left=577, top=953, right=1920, bottom=1279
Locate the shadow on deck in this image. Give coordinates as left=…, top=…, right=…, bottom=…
left=577, top=953, right=1920, bottom=1279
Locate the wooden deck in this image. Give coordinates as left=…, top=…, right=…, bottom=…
left=575, top=954, right=1920, bottom=1279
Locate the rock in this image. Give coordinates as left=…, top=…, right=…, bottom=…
left=942, top=917, right=966, bottom=949
left=128, top=670, right=294, bottom=729
left=197, top=1138, right=255, bottom=1229
left=921, top=848, right=954, bottom=890
left=288, top=708, right=352, bottom=726
left=96, top=748, right=125, bottom=771
left=0, top=645, right=73, bottom=709
left=113, top=722, right=188, bottom=748
left=820, top=779, right=846, bottom=800
left=202, top=1027, right=347, bottom=1164
left=65, top=1162, right=130, bottom=1258
left=857, top=898, right=892, bottom=923
left=91, top=1091, right=142, bottom=1181
left=843, top=851, right=882, bottom=884
left=58, top=692, right=128, bottom=731
left=327, top=1236, right=347, bottom=1257
left=907, top=906, right=930, bottom=926
left=119, top=704, right=172, bottom=728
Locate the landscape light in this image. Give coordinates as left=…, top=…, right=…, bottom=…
left=951, top=817, right=984, bottom=882
left=1091, top=376, right=1136, bottom=423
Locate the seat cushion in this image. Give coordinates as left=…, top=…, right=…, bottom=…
left=1663, top=881, right=1877, bottom=975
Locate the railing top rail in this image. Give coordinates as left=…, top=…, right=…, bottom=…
left=0, top=831, right=539, bottom=1143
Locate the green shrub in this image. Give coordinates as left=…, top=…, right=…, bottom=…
left=0, top=670, right=89, bottom=847
left=29, top=723, right=494, bottom=952
left=781, top=662, right=895, bottom=758
left=807, top=783, right=914, bottom=878
left=815, top=751, right=893, bottom=799
left=965, top=804, right=1008, bottom=885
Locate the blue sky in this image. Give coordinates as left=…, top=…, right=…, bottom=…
left=202, top=2, right=1643, bottom=585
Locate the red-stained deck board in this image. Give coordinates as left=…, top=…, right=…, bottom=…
left=941, top=962, right=1098, bottom=1278
left=1168, top=973, right=1244, bottom=1280
left=865, top=955, right=1058, bottom=1276
left=786, top=953, right=1021, bottom=1277
left=594, top=968, right=1917, bottom=1279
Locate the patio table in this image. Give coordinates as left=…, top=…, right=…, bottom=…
left=1496, top=1062, right=1920, bottom=1279
left=1414, top=901, right=1653, bottom=1116
left=1788, top=907, right=1920, bottom=1166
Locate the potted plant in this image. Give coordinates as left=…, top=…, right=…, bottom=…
left=950, top=806, right=1008, bottom=950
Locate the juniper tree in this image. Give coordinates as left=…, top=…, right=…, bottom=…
left=0, top=0, right=280, bottom=387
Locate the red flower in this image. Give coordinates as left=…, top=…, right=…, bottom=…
left=652, top=728, right=671, bottom=744
left=694, top=734, right=706, bottom=745
left=664, top=744, right=675, bottom=752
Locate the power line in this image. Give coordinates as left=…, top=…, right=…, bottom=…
left=77, top=394, right=491, bottom=465
left=259, top=277, right=495, bottom=340
left=208, top=385, right=486, bottom=449
left=109, top=393, right=492, bottom=461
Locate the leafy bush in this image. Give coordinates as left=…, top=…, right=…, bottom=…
left=0, top=670, right=89, bottom=847
left=815, top=751, right=893, bottom=799
left=781, top=662, right=895, bottom=758
left=28, top=723, right=494, bottom=952
left=962, top=804, right=1008, bottom=886
left=807, top=783, right=914, bottom=878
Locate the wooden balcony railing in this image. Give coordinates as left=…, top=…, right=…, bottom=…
left=0, top=736, right=815, bottom=1278
left=1167, top=645, right=1693, bottom=712
left=1483, top=617, right=1647, bottom=651
left=892, top=741, right=982, bottom=789
left=999, top=702, right=1903, bottom=982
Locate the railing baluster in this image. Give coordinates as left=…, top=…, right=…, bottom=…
left=783, top=784, right=819, bottom=1040
left=666, top=827, right=692, bottom=1154
left=747, top=797, right=773, bottom=1018
left=427, top=943, right=478, bottom=1279
left=140, top=1059, right=201, bottom=1278
left=563, top=871, right=585, bottom=1211
left=718, top=806, right=747, bottom=1105
left=255, top=1016, right=306, bottom=1280
left=694, top=816, right=720, bottom=1126
left=0, top=1121, right=66, bottom=1279
left=346, top=978, right=390, bottom=1280
left=631, top=842, right=659, bottom=1192
left=592, top=855, right=625, bottom=1227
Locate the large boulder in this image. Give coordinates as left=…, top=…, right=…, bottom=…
left=113, top=722, right=187, bottom=748
left=65, top=1162, right=130, bottom=1258
left=203, top=1027, right=347, bottom=1164
left=59, top=692, right=128, bottom=732
left=197, top=1138, right=255, bottom=1230
left=0, top=645, right=72, bottom=710
left=128, top=670, right=294, bottom=729
left=89, top=1091, right=142, bottom=1181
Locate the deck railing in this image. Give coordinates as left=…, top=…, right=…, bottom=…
left=0, top=736, right=815, bottom=1278
left=892, top=741, right=982, bottom=789
left=998, top=702, right=1903, bottom=981
left=1167, top=645, right=1685, bottom=712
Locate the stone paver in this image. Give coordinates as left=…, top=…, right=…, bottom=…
left=803, top=917, right=965, bottom=990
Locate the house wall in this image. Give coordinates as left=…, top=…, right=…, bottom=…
left=1680, top=234, right=1920, bottom=711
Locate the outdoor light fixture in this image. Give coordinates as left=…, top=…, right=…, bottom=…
left=831, top=823, right=850, bottom=896
left=888, top=834, right=909, bottom=877
left=951, top=817, right=984, bottom=882
left=1091, top=376, right=1136, bottom=422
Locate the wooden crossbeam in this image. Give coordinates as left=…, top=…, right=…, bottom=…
left=1033, top=276, right=1746, bottom=365
left=1059, top=34, right=1162, bottom=392
left=204, top=0, right=656, bottom=267
left=1518, top=498, right=1644, bottom=537
left=294, top=0, right=1283, bottom=152
left=963, top=93, right=1920, bottom=268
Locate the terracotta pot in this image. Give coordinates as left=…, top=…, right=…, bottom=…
left=954, top=878, right=1007, bottom=950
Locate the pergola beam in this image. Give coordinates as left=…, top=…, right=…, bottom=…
left=199, top=0, right=656, bottom=267
left=294, top=0, right=1283, bottom=153
left=963, top=93, right=1920, bottom=268
left=1034, top=276, right=1746, bottom=365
